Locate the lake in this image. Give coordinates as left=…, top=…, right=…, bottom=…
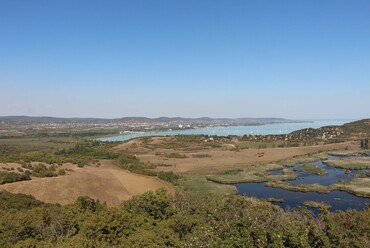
left=99, top=119, right=353, bottom=142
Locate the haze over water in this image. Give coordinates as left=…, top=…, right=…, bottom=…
left=100, top=119, right=352, bottom=142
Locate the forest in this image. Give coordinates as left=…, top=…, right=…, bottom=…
left=0, top=189, right=369, bottom=247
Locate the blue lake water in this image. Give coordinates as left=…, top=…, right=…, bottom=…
left=99, top=119, right=352, bottom=142
left=290, top=157, right=353, bottom=186
left=235, top=183, right=369, bottom=213
left=234, top=155, right=370, bottom=213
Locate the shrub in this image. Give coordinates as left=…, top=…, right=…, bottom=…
left=0, top=171, right=31, bottom=184
left=158, top=171, right=180, bottom=184
left=31, top=164, right=57, bottom=177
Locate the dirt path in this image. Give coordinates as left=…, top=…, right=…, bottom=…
left=0, top=160, right=173, bottom=206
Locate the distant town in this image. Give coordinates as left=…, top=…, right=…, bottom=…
left=0, top=116, right=301, bottom=133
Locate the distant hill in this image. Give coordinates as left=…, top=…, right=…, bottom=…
left=342, top=119, right=370, bottom=136
left=290, top=119, right=370, bottom=140
left=0, top=116, right=301, bottom=125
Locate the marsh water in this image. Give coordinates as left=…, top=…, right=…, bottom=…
left=234, top=155, right=370, bottom=213
left=289, top=155, right=361, bottom=186
left=99, top=119, right=352, bottom=142
left=236, top=183, right=368, bottom=213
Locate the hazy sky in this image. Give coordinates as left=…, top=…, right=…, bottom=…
left=1, top=0, right=369, bottom=119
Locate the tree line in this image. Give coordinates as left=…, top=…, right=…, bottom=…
left=0, top=189, right=369, bottom=247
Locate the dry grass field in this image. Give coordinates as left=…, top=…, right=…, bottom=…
left=324, top=157, right=370, bottom=170
left=0, top=160, right=173, bottom=206
left=115, top=137, right=357, bottom=174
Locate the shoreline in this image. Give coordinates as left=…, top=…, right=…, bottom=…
left=97, top=120, right=350, bottom=142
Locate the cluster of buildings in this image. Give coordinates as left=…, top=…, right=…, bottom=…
left=0, top=119, right=202, bottom=132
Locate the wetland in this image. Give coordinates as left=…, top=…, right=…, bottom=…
left=227, top=154, right=370, bottom=212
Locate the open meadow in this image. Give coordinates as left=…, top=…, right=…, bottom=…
left=115, top=136, right=356, bottom=174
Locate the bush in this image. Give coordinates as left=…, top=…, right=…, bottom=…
left=122, top=188, right=173, bottom=220
left=0, top=171, right=31, bottom=184
left=0, top=191, right=45, bottom=210
left=158, top=171, right=180, bottom=184
left=115, top=154, right=157, bottom=176
left=31, top=164, right=57, bottom=177
left=165, top=153, right=187, bottom=159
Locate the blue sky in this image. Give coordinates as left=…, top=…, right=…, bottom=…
left=0, top=0, right=369, bottom=119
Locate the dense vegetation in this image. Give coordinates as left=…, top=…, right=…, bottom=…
left=0, top=171, right=30, bottom=184
left=0, top=141, right=113, bottom=165
left=0, top=191, right=46, bottom=210
left=0, top=189, right=369, bottom=247
left=30, top=164, right=58, bottom=177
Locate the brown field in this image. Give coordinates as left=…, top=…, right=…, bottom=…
left=116, top=137, right=356, bottom=174
left=0, top=160, right=173, bottom=206
left=0, top=162, right=22, bottom=172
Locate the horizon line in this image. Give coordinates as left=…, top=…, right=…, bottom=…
left=0, top=115, right=360, bottom=121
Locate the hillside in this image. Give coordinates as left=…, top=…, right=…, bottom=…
left=288, top=119, right=370, bottom=142
left=0, top=160, right=173, bottom=206
left=342, top=119, right=370, bottom=136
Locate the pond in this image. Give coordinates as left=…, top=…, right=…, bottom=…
left=235, top=183, right=369, bottom=213
left=289, top=161, right=362, bottom=186
left=234, top=155, right=370, bottom=213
